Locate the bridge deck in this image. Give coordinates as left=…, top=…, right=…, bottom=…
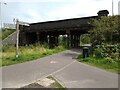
left=21, top=16, right=98, bottom=32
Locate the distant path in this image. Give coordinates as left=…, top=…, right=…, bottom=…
left=1, top=48, right=118, bottom=88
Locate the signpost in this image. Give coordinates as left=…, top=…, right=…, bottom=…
left=15, top=19, right=29, bottom=58
left=112, top=0, right=114, bottom=16
left=19, top=21, right=29, bottom=26
left=16, top=19, right=19, bottom=58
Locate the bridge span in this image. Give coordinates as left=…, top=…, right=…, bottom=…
left=19, top=10, right=109, bottom=48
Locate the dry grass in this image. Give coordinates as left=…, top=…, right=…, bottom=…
left=1, top=45, right=66, bottom=66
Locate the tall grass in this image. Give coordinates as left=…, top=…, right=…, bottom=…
left=77, top=54, right=119, bottom=74
left=1, top=44, right=67, bottom=67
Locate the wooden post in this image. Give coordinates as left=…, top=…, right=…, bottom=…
left=16, top=19, right=19, bottom=58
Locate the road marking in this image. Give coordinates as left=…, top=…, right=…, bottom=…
left=50, top=61, right=57, bottom=64
left=51, top=60, right=76, bottom=75
left=18, top=60, right=75, bottom=88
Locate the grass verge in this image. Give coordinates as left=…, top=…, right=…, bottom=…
left=77, top=54, right=119, bottom=74
left=1, top=45, right=67, bottom=67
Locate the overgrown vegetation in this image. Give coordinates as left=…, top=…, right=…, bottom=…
left=1, top=28, right=15, bottom=40
left=1, top=43, right=67, bottom=67
left=78, top=15, right=120, bottom=73
left=91, top=16, right=119, bottom=45
left=80, top=34, right=91, bottom=46
left=59, top=35, right=68, bottom=48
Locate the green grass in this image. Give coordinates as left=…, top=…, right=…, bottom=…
left=1, top=45, right=67, bottom=67
left=47, top=75, right=66, bottom=90
left=1, top=28, right=15, bottom=40
left=77, top=54, right=119, bottom=74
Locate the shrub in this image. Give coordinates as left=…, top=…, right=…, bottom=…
left=93, top=44, right=120, bottom=61
left=94, top=45, right=104, bottom=58
left=104, top=57, right=114, bottom=63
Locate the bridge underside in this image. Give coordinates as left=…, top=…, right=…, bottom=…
left=19, top=25, right=91, bottom=48
left=19, top=20, right=94, bottom=48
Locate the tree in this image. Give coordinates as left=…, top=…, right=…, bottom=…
left=80, top=34, right=91, bottom=44
left=90, top=15, right=119, bottom=46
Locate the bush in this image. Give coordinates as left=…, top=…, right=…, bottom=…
left=80, top=34, right=91, bottom=45
left=93, top=44, right=120, bottom=60
left=104, top=57, right=114, bottom=63
left=94, top=45, right=104, bottom=58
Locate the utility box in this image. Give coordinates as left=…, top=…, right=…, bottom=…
left=83, top=47, right=89, bottom=58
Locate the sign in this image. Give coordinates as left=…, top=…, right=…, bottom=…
left=19, top=21, right=30, bottom=26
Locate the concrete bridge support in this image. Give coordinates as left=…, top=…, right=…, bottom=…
left=66, top=34, right=80, bottom=48
left=38, top=32, right=48, bottom=44
left=20, top=31, right=80, bottom=48
left=49, top=34, right=59, bottom=48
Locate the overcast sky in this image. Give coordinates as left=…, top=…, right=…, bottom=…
left=1, top=0, right=120, bottom=24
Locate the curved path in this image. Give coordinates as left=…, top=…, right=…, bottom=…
left=1, top=49, right=118, bottom=88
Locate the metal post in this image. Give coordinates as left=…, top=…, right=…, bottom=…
left=16, top=19, right=19, bottom=58
left=0, top=2, right=7, bottom=29
left=0, top=2, right=2, bottom=30
left=112, top=0, right=114, bottom=16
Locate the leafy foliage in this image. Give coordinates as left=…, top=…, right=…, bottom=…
left=78, top=15, right=120, bottom=73
left=90, top=15, right=120, bottom=62
left=93, top=44, right=120, bottom=61
left=80, top=34, right=91, bottom=45
left=90, top=15, right=119, bottom=45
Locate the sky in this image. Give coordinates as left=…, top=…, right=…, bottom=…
left=1, top=0, right=120, bottom=25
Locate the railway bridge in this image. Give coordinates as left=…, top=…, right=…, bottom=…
left=19, top=10, right=109, bottom=48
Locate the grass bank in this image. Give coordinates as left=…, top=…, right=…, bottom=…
left=1, top=44, right=67, bottom=67
left=77, top=54, right=119, bottom=74
left=2, top=28, right=15, bottom=40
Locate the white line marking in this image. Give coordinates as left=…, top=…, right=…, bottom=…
left=51, top=60, right=76, bottom=75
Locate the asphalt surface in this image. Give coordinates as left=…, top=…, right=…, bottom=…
left=1, top=48, right=119, bottom=89
left=53, top=61, right=118, bottom=88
